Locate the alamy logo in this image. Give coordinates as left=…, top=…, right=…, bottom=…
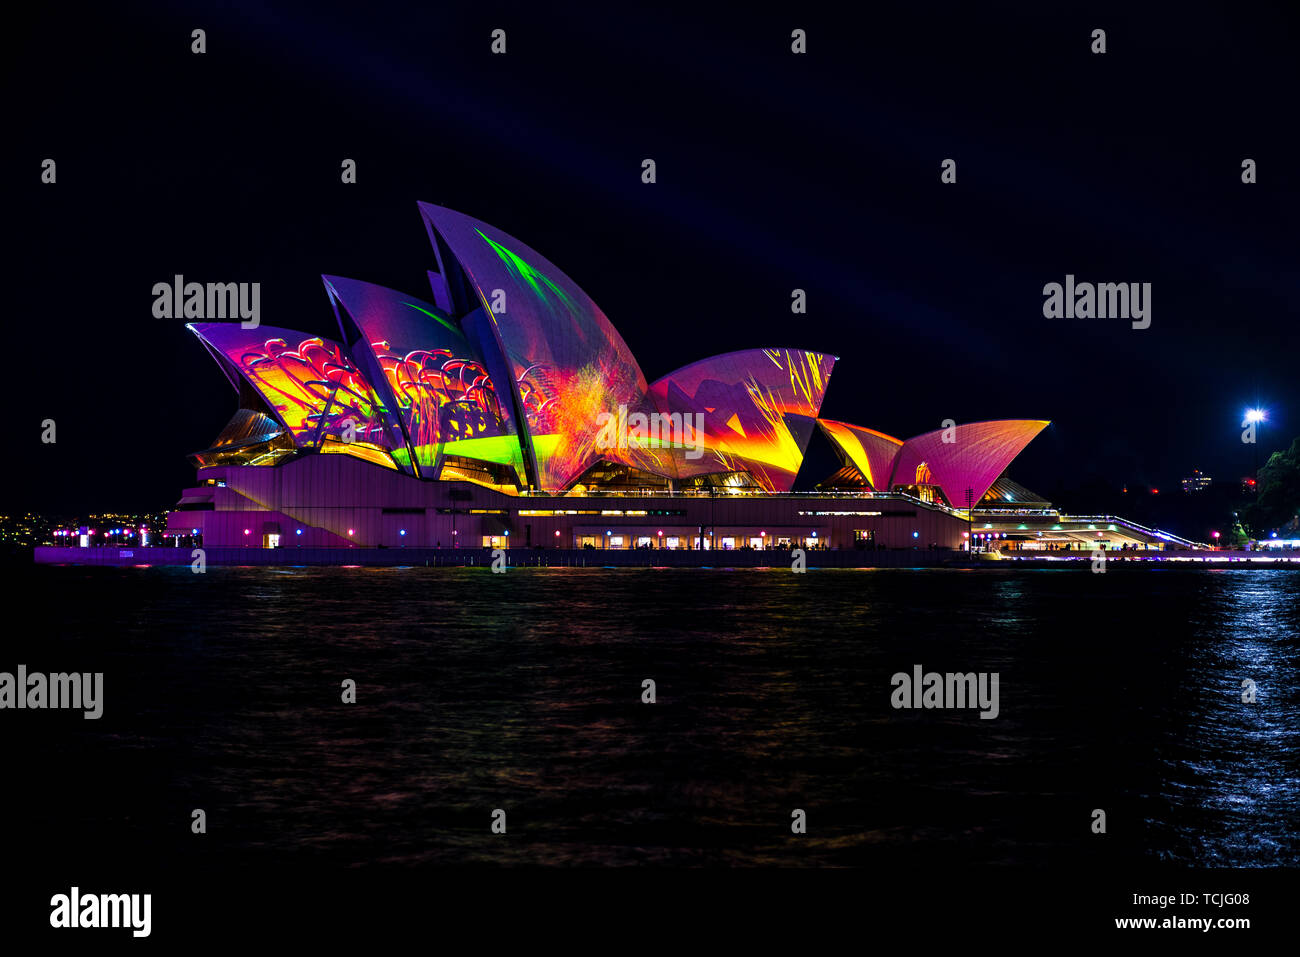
left=594, top=406, right=706, bottom=460
left=50, top=887, right=151, bottom=937
left=0, top=665, right=103, bottom=719
left=1042, top=274, right=1150, bottom=330
left=153, top=275, right=260, bottom=328
left=890, top=665, right=1000, bottom=719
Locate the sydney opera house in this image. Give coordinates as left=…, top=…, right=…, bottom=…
left=161, top=203, right=1057, bottom=554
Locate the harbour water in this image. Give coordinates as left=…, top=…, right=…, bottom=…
left=8, top=565, right=1298, bottom=870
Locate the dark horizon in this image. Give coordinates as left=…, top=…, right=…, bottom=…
left=11, top=2, right=1298, bottom=514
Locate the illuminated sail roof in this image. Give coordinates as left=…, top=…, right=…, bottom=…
left=323, top=276, right=525, bottom=482
left=888, top=420, right=1050, bottom=506
left=648, top=349, right=836, bottom=491
left=185, top=204, right=1047, bottom=497
left=816, top=420, right=904, bottom=491
left=418, top=202, right=652, bottom=490
left=188, top=323, right=405, bottom=470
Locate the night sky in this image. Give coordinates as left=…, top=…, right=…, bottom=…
left=11, top=2, right=1298, bottom=513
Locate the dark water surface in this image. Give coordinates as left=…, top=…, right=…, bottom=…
left=8, top=565, right=1298, bottom=869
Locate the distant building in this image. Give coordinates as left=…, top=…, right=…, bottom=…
left=1181, top=470, right=1212, bottom=494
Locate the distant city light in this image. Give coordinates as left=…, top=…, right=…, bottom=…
left=1244, top=408, right=1267, bottom=424
left=295, top=528, right=302, bottom=535
left=1182, top=470, right=1212, bottom=494
left=399, top=529, right=406, bottom=536
left=912, top=531, right=919, bottom=538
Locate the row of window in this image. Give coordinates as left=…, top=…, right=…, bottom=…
left=482, top=535, right=820, bottom=550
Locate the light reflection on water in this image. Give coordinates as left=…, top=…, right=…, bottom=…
left=16, top=565, right=1300, bottom=868
left=1148, top=571, right=1300, bottom=865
